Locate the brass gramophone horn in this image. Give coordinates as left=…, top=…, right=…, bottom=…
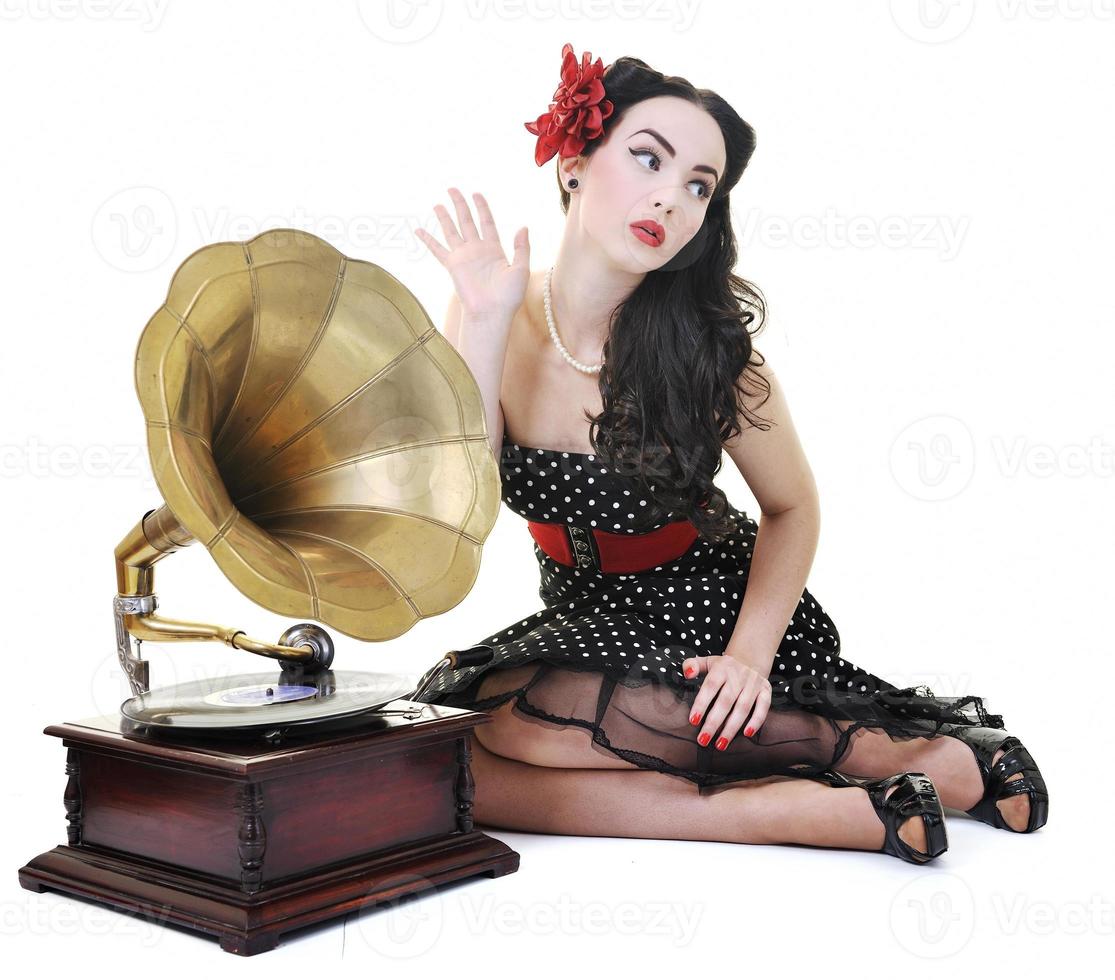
left=113, top=228, right=501, bottom=696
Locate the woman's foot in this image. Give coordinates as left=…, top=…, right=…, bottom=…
left=828, top=770, right=949, bottom=863
left=873, top=772, right=948, bottom=863
left=991, top=743, right=1030, bottom=832
left=883, top=777, right=928, bottom=853
left=943, top=726, right=1049, bottom=834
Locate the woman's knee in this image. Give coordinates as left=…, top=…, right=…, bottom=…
left=829, top=720, right=951, bottom=777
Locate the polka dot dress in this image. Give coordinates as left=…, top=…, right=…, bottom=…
left=414, top=435, right=1009, bottom=791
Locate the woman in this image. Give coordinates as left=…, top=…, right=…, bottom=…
left=412, top=43, right=1048, bottom=864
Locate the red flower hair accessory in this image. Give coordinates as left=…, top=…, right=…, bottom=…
left=524, top=42, right=615, bottom=167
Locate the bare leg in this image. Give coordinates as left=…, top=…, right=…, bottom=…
left=469, top=727, right=929, bottom=854
left=470, top=665, right=938, bottom=852
left=830, top=721, right=1030, bottom=830
left=470, top=695, right=932, bottom=856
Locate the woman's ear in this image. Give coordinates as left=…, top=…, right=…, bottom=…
left=558, top=154, right=582, bottom=188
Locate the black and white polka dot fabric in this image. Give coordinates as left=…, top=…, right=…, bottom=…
left=414, top=435, right=1009, bottom=790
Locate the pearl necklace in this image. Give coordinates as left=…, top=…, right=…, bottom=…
left=544, top=266, right=602, bottom=374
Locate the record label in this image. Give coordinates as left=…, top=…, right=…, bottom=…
left=203, top=683, right=321, bottom=707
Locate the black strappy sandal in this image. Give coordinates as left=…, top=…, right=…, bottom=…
left=942, top=725, right=1049, bottom=833
left=828, top=769, right=950, bottom=864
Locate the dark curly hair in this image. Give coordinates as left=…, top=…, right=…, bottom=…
left=550, top=55, right=773, bottom=543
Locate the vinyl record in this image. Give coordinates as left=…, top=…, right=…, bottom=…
left=119, top=669, right=414, bottom=731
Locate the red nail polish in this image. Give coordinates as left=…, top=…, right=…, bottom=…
left=715, top=737, right=728, bottom=751
left=684, top=667, right=694, bottom=677
left=698, top=732, right=710, bottom=746
left=690, top=712, right=701, bottom=725
left=744, top=726, right=754, bottom=737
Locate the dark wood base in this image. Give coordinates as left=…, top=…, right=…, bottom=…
left=18, top=702, right=519, bottom=955
left=21, top=834, right=517, bottom=955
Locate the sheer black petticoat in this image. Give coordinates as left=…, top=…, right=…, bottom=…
left=414, top=437, right=1006, bottom=795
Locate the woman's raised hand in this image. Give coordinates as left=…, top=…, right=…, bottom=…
left=415, top=188, right=530, bottom=320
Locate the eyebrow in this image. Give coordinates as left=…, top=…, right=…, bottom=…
left=626, top=128, right=720, bottom=184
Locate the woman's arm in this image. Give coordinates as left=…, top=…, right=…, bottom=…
left=416, top=188, right=528, bottom=462
left=443, top=291, right=507, bottom=460
left=720, top=360, right=821, bottom=674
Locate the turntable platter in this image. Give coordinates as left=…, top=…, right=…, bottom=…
left=120, top=670, right=414, bottom=731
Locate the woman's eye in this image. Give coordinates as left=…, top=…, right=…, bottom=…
left=631, top=147, right=660, bottom=171
left=692, top=180, right=714, bottom=200
left=629, top=146, right=713, bottom=200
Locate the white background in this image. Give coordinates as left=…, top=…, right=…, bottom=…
left=2, top=0, right=1111, bottom=970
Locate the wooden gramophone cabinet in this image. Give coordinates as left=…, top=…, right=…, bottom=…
left=19, top=702, right=518, bottom=955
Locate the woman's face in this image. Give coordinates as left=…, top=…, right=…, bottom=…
left=561, top=95, right=727, bottom=272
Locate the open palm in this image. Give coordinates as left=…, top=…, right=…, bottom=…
left=415, top=187, right=530, bottom=319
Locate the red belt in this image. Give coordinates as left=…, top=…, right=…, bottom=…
left=527, top=518, right=699, bottom=574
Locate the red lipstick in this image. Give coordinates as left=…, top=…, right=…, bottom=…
left=629, top=219, right=665, bottom=247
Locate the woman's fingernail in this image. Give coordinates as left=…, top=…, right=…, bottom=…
left=684, top=666, right=694, bottom=677
left=715, top=737, right=728, bottom=751
left=697, top=732, right=711, bottom=746
left=690, top=712, right=701, bottom=725
left=744, top=726, right=754, bottom=737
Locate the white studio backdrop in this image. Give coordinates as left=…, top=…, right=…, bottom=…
left=2, top=0, right=1112, bottom=971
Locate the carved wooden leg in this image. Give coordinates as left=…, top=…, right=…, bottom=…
left=63, top=748, right=82, bottom=846
left=235, top=782, right=266, bottom=895
left=455, top=735, right=476, bottom=834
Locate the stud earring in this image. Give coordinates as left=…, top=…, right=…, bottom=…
left=568, top=178, right=579, bottom=189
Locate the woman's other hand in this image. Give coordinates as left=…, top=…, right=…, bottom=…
left=681, top=654, right=772, bottom=750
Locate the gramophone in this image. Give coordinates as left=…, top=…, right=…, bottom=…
left=19, top=228, right=518, bottom=954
